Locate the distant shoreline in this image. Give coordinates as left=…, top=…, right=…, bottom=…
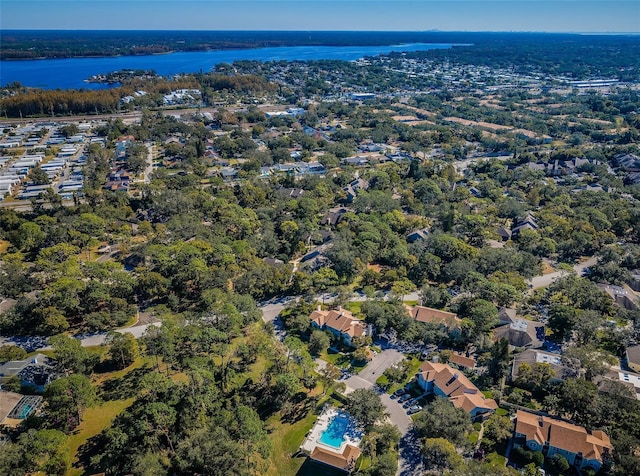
left=0, top=30, right=595, bottom=61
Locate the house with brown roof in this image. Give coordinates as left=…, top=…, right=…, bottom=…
left=493, top=308, right=544, bottom=349
left=513, top=410, right=612, bottom=472
left=407, top=305, right=462, bottom=330
left=416, top=361, right=498, bottom=420
left=627, top=344, right=640, bottom=373
left=310, top=307, right=368, bottom=346
left=450, top=352, right=476, bottom=370
left=511, top=349, right=572, bottom=383
left=309, top=444, right=360, bottom=473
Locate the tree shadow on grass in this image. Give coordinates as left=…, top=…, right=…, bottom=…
left=281, top=391, right=317, bottom=424
left=296, top=458, right=346, bottom=476
left=100, top=366, right=152, bottom=401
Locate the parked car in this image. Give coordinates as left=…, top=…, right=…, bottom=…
left=391, top=389, right=406, bottom=399
left=403, top=399, right=417, bottom=408
left=407, top=405, right=422, bottom=415
left=398, top=394, right=412, bottom=403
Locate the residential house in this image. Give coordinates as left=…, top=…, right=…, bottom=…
left=305, top=162, right=327, bottom=175
left=596, top=368, right=640, bottom=400
left=219, top=168, right=239, bottom=181
left=598, top=284, right=639, bottom=310
left=450, top=352, right=476, bottom=370
left=511, top=349, right=572, bottom=383
left=627, top=345, right=640, bottom=373
left=277, top=187, right=305, bottom=199
left=321, top=207, right=348, bottom=226
left=493, top=308, right=544, bottom=349
left=496, top=227, right=512, bottom=241
left=416, top=361, right=498, bottom=420
left=511, top=212, right=539, bottom=239
left=342, top=156, right=370, bottom=167
left=343, top=178, right=369, bottom=203
left=104, top=171, right=130, bottom=192
left=407, top=305, right=462, bottom=330
left=263, top=257, right=284, bottom=267
left=406, top=227, right=429, bottom=243
left=0, top=353, right=55, bottom=390
left=309, top=307, right=368, bottom=346
left=513, top=410, right=612, bottom=472
left=614, top=153, right=640, bottom=172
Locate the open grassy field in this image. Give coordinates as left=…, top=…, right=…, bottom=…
left=265, top=410, right=317, bottom=476
left=66, top=398, right=135, bottom=476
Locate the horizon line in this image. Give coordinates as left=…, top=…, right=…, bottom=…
left=1, top=29, right=639, bottom=35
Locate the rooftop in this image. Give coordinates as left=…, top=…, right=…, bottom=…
left=515, top=410, right=612, bottom=462
left=310, top=308, right=367, bottom=340
left=627, top=344, right=640, bottom=365
left=407, top=305, right=462, bottom=329
left=419, top=361, right=497, bottom=413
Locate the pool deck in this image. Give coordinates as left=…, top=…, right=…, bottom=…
left=0, top=390, right=23, bottom=426
left=300, top=406, right=362, bottom=455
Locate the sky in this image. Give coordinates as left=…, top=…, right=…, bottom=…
left=1, top=1, right=639, bottom=33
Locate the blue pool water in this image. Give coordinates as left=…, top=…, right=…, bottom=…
left=319, top=414, right=350, bottom=449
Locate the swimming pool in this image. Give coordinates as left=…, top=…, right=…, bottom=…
left=319, top=414, right=350, bottom=449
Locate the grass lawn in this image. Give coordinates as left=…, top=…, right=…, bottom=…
left=344, top=301, right=363, bottom=317
left=265, top=411, right=317, bottom=476
left=376, top=374, right=390, bottom=387
left=319, top=349, right=351, bottom=369
left=485, top=452, right=507, bottom=467
left=66, top=398, right=135, bottom=476
left=496, top=408, right=509, bottom=417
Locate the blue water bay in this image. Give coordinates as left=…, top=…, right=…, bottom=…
left=1, top=43, right=456, bottom=90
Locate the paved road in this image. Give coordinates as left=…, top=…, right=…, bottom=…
left=528, top=255, right=598, bottom=291
left=0, top=322, right=161, bottom=351
left=357, top=349, right=405, bottom=383
left=260, top=298, right=295, bottom=323
left=74, top=322, right=161, bottom=348
left=341, top=350, right=413, bottom=475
